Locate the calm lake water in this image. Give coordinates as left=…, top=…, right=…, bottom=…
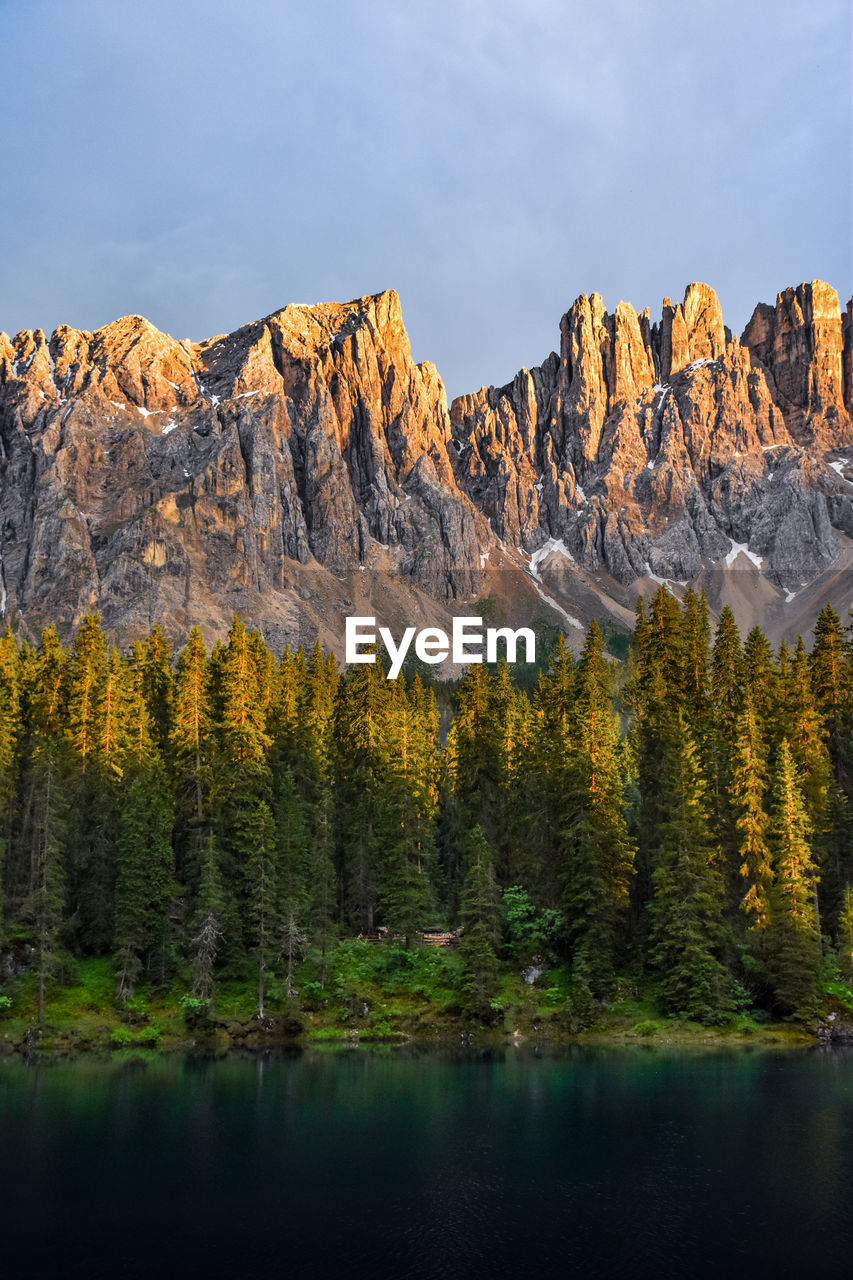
left=2, top=1046, right=852, bottom=1278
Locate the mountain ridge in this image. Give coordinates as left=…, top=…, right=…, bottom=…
left=1, top=279, right=851, bottom=657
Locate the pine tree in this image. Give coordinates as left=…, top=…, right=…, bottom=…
left=837, top=886, right=853, bottom=984
left=709, top=605, right=745, bottom=876
left=447, top=662, right=498, bottom=844
left=763, top=740, right=822, bottom=1016
left=243, top=800, right=277, bottom=1018
left=524, top=636, right=577, bottom=906
left=647, top=712, right=732, bottom=1021
left=647, top=586, right=684, bottom=700
left=309, top=783, right=337, bottom=983
left=114, top=768, right=175, bottom=1000
left=25, top=737, right=69, bottom=1020
left=171, top=626, right=214, bottom=891
left=562, top=620, right=635, bottom=995
left=132, top=624, right=174, bottom=757
left=731, top=701, right=772, bottom=929
left=0, top=627, right=22, bottom=938
left=742, top=625, right=777, bottom=736
left=458, top=826, right=501, bottom=1019
left=680, top=588, right=712, bottom=741
left=375, top=679, right=436, bottom=944
left=779, top=638, right=831, bottom=833
left=333, top=658, right=390, bottom=931
left=190, top=834, right=224, bottom=1000
left=216, top=619, right=273, bottom=950
left=65, top=614, right=108, bottom=765
left=219, top=617, right=272, bottom=774
left=810, top=603, right=848, bottom=753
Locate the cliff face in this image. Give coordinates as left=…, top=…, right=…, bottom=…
left=450, top=280, right=853, bottom=630
left=0, top=292, right=488, bottom=646
left=1, top=279, right=852, bottom=650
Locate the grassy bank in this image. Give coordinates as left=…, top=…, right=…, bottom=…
left=0, top=943, right=833, bottom=1057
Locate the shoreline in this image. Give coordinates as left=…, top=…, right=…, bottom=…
left=0, top=1012, right=825, bottom=1060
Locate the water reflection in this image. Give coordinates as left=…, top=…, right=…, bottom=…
left=1, top=1048, right=852, bottom=1279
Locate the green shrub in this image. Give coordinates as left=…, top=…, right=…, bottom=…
left=632, top=1019, right=663, bottom=1038
left=0, top=994, right=11, bottom=1013
left=179, top=995, right=212, bottom=1030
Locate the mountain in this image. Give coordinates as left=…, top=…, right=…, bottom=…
left=1, top=280, right=851, bottom=654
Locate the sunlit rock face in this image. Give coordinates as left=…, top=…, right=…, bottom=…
left=1, top=279, right=852, bottom=651
left=449, top=280, right=853, bottom=621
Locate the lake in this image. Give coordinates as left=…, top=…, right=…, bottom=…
left=1, top=1046, right=852, bottom=1278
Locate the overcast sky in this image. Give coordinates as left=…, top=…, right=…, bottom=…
left=2, top=0, right=850, bottom=398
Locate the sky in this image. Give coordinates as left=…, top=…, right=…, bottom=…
left=2, top=0, right=851, bottom=399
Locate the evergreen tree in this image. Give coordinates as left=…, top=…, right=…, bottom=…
left=375, top=678, right=436, bottom=944
left=114, top=768, right=174, bottom=1000
left=458, top=826, right=501, bottom=1018
left=65, top=614, right=108, bottom=765
left=0, top=627, right=22, bottom=938
left=837, top=886, right=853, bottom=984
left=243, top=800, right=277, bottom=1018
left=680, top=588, right=712, bottom=741
left=309, top=783, right=337, bottom=983
left=24, top=737, right=69, bottom=1020
left=216, top=618, right=273, bottom=951
left=763, top=740, right=822, bottom=1016
left=779, top=638, right=832, bottom=833
left=647, top=712, right=732, bottom=1021
left=731, top=701, right=772, bottom=929
left=562, top=620, right=635, bottom=995
left=190, top=834, right=224, bottom=1000
left=333, top=658, right=389, bottom=931
left=132, top=624, right=174, bottom=757
left=709, top=605, right=744, bottom=860
left=523, top=635, right=576, bottom=906
left=742, top=625, right=777, bottom=736
left=810, top=603, right=848, bottom=753
left=170, top=626, right=214, bottom=890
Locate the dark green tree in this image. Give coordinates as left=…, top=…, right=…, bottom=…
left=458, top=826, right=502, bottom=1018
left=647, top=712, right=732, bottom=1021
left=763, top=740, right=822, bottom=1016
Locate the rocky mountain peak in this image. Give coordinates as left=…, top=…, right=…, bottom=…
left=1, top=279, right=852, bottom=654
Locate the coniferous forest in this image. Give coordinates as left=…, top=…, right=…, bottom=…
left=2, top=587, right=853, bottom=1044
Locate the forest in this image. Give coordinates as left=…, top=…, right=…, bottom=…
left=1, top=588, right=853, bottom=1042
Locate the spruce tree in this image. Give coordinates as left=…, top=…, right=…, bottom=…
left=709, top=604, right=744, bottom=858
left=333, top=657, right=389, bottom=931
left=25, top=737, right=69, bottom=1020
left=190, top=834, right=224, bottom=1000
left=562, top=620, right=635, bottom=996
left=837, top=886, right=853, bottom=984
left=680, top=588, right=712, bottom=742
left=243, top=800, right=277, bottom=1018
left=731, top=701, right=772, bottom=930
left=132, top=624, right=174, bottom=757
left=742, top=625, right=777, bottom=737
left=524, top=635, right=577, bottom=906
left=458, top=826, right=502, bottom=1019
left=170, top=626, right=214, bottom=890
left=375, top=678, right=436, bottom=944
left=114, top=768, right=175, bottom=1000
left=763, top=740, right=822, bottom=1016
left=779, top=638, right=832, bottom=835
left=0, top=627, right=22, bottom=938
left=810, top=603, right=848, bottom=753
left=647, top=711, right=732, bottom=1021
